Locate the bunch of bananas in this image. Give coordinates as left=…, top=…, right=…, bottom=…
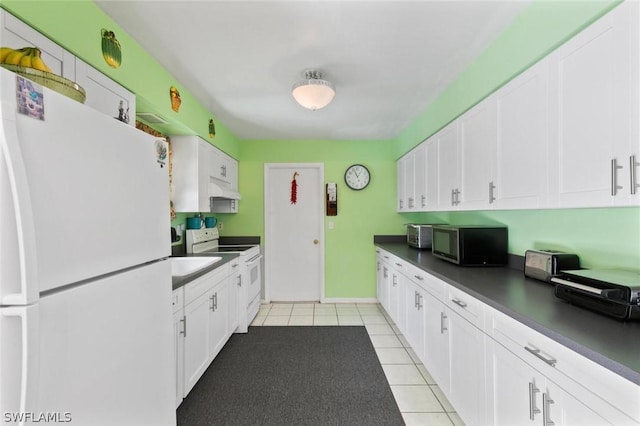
left=0, top=47, right=52, bottom=73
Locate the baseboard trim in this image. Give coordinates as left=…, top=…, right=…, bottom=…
left=322, top=297, right=379, bottom=304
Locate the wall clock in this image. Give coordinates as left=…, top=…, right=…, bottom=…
left=344, top=164, right=371, bottom=190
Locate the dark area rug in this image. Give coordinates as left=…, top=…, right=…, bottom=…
left=177, top=326, right=405, bottom=426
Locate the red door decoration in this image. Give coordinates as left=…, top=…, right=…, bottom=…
left=290, top=172, right=299, bottom=204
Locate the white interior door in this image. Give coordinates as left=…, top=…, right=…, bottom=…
left=265, top=163, right=324, bottom=302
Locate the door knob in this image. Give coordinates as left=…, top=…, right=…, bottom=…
left=313, top=239, right=319, bottom=245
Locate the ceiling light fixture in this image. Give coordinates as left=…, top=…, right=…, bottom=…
left=291, top=69, right=336, bottom=111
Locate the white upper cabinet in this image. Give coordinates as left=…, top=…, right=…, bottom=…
left=413, top=144, right=428, bottom=210
left=396, top=1, right=638, bottom=212
left=459, top=95, right=498, bottom=210
left=1, top=10, right=135, bottom=125
left=171, top=135, right=239, bottom=213
left=75, top=59, right=136, bottom=125
left=548, top=0, right=638, bottom=207
left=436, top=122, right=461, bottom=210
left=1, top=10, right=76, bottom=81
left=494, top=60, right=550, bottom=209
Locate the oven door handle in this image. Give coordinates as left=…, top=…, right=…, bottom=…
left=246, top=254, right=263, bottom=265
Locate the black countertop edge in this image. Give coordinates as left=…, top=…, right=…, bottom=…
left=375, top=242, right=640, bottom=386
left=218, top=236, right=261, bottom=245
left=373, top=235, right=406, bottom=244
left=171, top=252, right=241, bottom=291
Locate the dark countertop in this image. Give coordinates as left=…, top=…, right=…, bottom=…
left=171, top=252, right=241, bottom=291
left=376, top=242, right=640, bottom=386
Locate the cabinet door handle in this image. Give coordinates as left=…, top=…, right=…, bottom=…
left=392, top=274, right=397, bottom=287
left=524, top=345, right=557, bottom=367
left=180, top=316, right=187, bottom=337
left=421, top=195, right=426, bottom=208
left=214, top=293, right=218, bottom=311
left=489, top=181, right=496, bottom=204
left=455, top=188, right=461, bottom=205
left=210, top=294, right=215, bottom=311
left=528, top=382, right=541, bottom=420
left=542, top=393, right=555, bottom=426
left=451, top=298, right=467, bottom=309
left=611, top=158, right=623, bottom=196
left=395, top=262, right=402, bottom=268
left=631, top=155, right=639, bottom=195
left=413, top=275, right=424, bottom=281
left=237, top=275, right=242, bottom=287
left=417, top=294, right=423, bottom=310
left=408, top=197, right=414, bottom=209
left=440, top=311, right=447, bottom=334
left=451, top=189, right=456, bottom=206
left=399, top=199, right=404, bottom=209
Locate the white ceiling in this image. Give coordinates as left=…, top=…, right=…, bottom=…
left=96, top=1, right=531, bottom=140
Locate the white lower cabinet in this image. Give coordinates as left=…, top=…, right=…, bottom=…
left=183, top=286, right=213, bottom=396
left=175, top=262, right=240, bottom=406
left=446, top=306, right=486, bottom=425
left=375, top=248, right=640, bottom=426
left=404, top=278, right=426, bottom=361
left=487, top=340, right=611, bottom=426
left=422, top=289, right=449, bottom=392
left=172, top=288, right=185, bottom=409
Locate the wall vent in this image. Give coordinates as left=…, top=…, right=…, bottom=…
left=136, top=112, right=168, bottom=124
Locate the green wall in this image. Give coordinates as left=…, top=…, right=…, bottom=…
left=222, top=139, right=415, bottom=299
left=3, top=0, right=638, bottom=298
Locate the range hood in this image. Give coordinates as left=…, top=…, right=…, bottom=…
left=209, top=182, right=241, bottom=200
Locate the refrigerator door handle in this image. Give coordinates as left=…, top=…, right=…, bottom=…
left=1, top=102, right=38, bottom=305
left=1, top=305, right=39, bottom=419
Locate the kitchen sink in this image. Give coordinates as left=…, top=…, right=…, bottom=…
left=170, top=257, right=222, bottom=277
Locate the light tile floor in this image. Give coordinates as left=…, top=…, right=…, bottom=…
left=252, top=302, right=464, bottom=426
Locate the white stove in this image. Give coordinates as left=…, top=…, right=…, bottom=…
left=185, top=228, right=262, bottom=333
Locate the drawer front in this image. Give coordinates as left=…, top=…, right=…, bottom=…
left=490, top=308, right=640, bottom=423
left=172, top=287, right=184, bottom=313
left=184, top=264, right=230, bottom=304
left=446, top=285, right=483, bottom=328
left=405, top=263, right=444, bottom=300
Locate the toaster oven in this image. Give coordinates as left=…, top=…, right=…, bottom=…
left=406, top=224, right=434, bottom=249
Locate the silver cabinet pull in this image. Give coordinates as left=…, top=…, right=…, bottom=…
left=451, top=189, right=456, bottom=206
left=631, top=155, right=639, bottom=195
left=451, top=298, right=467, bottom=309
left=529, top=382, right=540, bottom=420
left=611, top=158, right=623, bottom=196
left=421, top=195, right=426, bottom=208
left=542, top=393, right=555, bottom=426
left=180, top=316, right=187, bottom=337
left=214, top=293, right=218, bottom=311
left=209, top=294, right=215, bottom=311
left=413, top=275, right=424, bottom=281
left=414, top=291, right=419, bottom=308
left=454, top=188, right=461, bottom=205
left=489, top=181, right=496, bottom=204
left=399, top=199, right=403, bottom=209
left=392, top=274, right=397, bottom=287
left=524, top=345, right=557, bottom=367
left=237, top=275, right=242, bottom=287
left=440, top=311, right=447, bottom=334
left=417, top=294, right=423, bottom=310
left=408, top=197, right=414, bottom=209
left=395, top=262, right=403, bottom=268
left=383, top=267, right=388, bottom=279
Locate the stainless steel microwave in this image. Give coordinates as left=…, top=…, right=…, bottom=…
left=431, top=225, right=508, bottom=266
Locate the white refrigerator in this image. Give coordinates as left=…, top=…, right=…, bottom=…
left=0, top=67, right=175, bottom=425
